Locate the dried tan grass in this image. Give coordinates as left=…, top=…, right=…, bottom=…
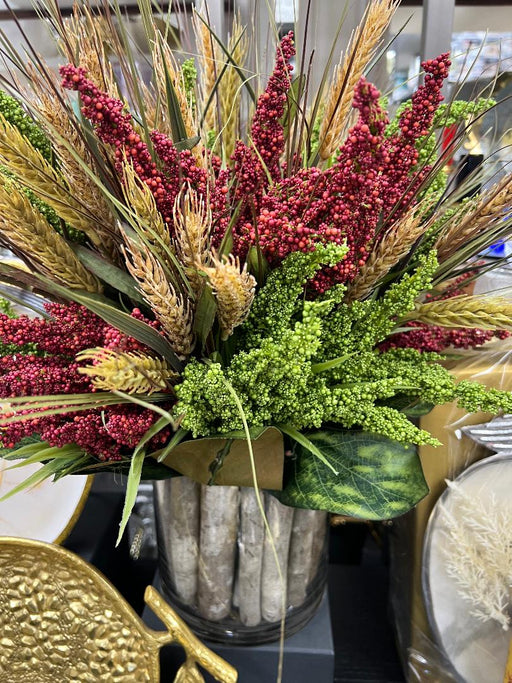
left=200, top=252, right=256, bottom=339
left=153, top=38, right=198, bottom=144
left=123, top=236, right=194, bottom=358
left=63, top=5, right=117, bottom=93
left=173, top=186, right=212, bottom=297
left=435, top=174, right=512, bottom=262
left=319, top=0, right=398, bottom=160
left=0, top=179, right=101, bottom=293
left=77, top=347, right=173, bottom=394
left=219, top=17, right=248, bottom=159
left=194, top=12, right=218, bottom=134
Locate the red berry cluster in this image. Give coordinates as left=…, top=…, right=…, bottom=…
left=60, top=65, right=229, bottom=233
left=250, top=31, right=295, bottom=179
left=231, top=54, right=451, bottom=293
left=0, top=304, right=173, bottom=460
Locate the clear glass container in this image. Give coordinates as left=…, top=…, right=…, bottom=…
left=154, top=477, right=328, bottom=645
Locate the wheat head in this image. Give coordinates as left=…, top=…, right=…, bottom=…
left=77, top=347, right=174, bottom=394
left=319, top=0, right=398, bottom=160
left=409, top=296, right=512, bottom=330
left=0, top=179, right=101, bottom=293
left=200, top=252, right=256, bottom=339
left=435, top=174, right=512, bottom=262
left=123, top=237, right=194, bottom=358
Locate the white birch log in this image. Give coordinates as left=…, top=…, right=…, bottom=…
left=287, top=509, right=328, bottom=608
left=260, top=494, right=294, bottom=622
left=308, top=511, right=328, bottom=584
left=198, top=485, right=240, bottom=621
left=154, top=477, right=200, bottom=605
left=237, top=487, right=265, bottom=626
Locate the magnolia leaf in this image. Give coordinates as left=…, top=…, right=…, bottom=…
left=152, top=426, right=284, bottom=490
left=279, top=429, right=428, bottom=520
left=71, top=244, right=145, bottom=305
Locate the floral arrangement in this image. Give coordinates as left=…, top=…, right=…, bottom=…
left=0, top=0, right=512, bottom=538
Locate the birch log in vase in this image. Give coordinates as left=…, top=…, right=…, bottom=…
left=237, top=487, right=265, bottom=626
left=287, top=509, right=328, bottom=608
left=261, top=494, right=294, bottom=623
left=308, top=511, right=328, bottom=584
left=198, top=485, right=240, bottom=621
left=154, top=477, right=200, bottom=605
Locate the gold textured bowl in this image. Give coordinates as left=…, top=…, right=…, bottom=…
left=0, top=536, right=237, bottom=682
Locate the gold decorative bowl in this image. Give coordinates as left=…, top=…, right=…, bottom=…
left=0, top=536, right=237, bottom=682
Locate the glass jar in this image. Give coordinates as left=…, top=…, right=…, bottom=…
left=154, top=476, right=328, bottom=645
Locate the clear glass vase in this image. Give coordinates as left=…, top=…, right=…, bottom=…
left=153, top=477, right=328, bottom=645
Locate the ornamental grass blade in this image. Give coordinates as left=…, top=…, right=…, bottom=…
left=280, top=429, right=428, bottom=519
left=71, top=244, right=145, bottom=305
left=116, top=447, right=146, bottom=546
left=133, top=415, right=173, bottom=458
left=278, top=424, right=338, bottom=474
left=36, top=278, right=184, bottom=372
left=157, top=37, right=188, bottom=145
left=0, top=456, right=79, bottom=502
left=5, top=443, right=84, bottom=469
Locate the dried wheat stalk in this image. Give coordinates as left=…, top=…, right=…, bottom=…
left=409, top=295, right=512, bottom=330
left=34, top=85, right=119, bottom=259
left=0, top=113, right=107, bottom=240
left=348, top=210, right=426, bottom=301
left=200, top=253, right=256, bottom=340
left=319, top=0, right=398, bottom=160
left=173, top=187, right=212, bottom=297
left=153, top=38, right=198, bottom=144
left=122, top=161, right=173, bottom=263
left=435, top=174, right=512, bottom=262
left=0, top=180, right=101, bottom=293
left=219, top=17, right=248, bottom=159
left=123, top=237, right=194, bottom=358
left=77, top=347, right=173, bottom=394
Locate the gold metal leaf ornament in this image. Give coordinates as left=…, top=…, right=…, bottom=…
left=0, top=537, right=237, bottom=683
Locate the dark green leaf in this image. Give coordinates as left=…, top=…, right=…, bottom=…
left=71, top=244, right=145, bottom=305
left=280, top=429, right=428, bottom=520
left=281, top=75, right=306, bottom=140
left=174, top=135, right=200, bottom=152
left=158, top=38, right=188, bottom=144
left=193, top=284, right=217, bottom=350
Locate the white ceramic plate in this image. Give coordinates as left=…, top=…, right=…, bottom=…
left=0, top=459, right=91, bottom=544
left=423, top=454, right=512, bottom=683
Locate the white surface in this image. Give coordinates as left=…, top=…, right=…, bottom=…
left=424, top=456, right=512, bottom=683
left=0, top=459, right=88, bottom=543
